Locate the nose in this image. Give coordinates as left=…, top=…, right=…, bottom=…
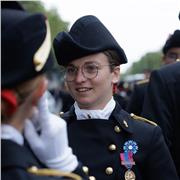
left=74, top=67, right=87, bottom=83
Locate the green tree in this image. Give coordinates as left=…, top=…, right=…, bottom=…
left=125, top=51, right=162, bottom=75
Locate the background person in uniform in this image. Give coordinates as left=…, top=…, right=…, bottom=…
left=126, top=69, right=151, bottom=115
left=1, top=2, right=88, bottom=180
left=161, top=30, right=180, bottom=65
left=53, top=15, right=179, bottom=180
left=141, top=62, right=180, bottom=177
left=126, top=29, right=180, bottom=116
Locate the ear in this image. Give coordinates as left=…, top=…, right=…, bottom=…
left=112, top=66, right=120, bottom=84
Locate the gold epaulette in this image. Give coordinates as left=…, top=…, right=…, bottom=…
left=136, top=79, right=149, bottom=85
left=27, top=166, right=82, bottom=180
left=130, top=113, right=157, bottom=126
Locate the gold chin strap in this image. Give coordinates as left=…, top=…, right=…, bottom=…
left=27, top=166, right=82, bottom=180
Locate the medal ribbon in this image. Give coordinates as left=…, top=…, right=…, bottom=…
left=120, top=151, right=135, bottom=170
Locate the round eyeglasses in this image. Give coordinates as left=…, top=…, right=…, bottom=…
left=65, top=62, right=112, bottom=82
left=166, top=52, right=180, bottom=62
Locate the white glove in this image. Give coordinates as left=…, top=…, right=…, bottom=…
left=24, top=92, right=78, bottom=172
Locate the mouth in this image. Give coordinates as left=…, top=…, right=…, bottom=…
left=75, top=87, right=92, bottom=93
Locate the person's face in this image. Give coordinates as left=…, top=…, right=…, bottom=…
left=162, top=47, right=180, bottom=65
left=65, top=52, right=120, bottom=109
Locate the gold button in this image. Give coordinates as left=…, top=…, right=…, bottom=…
left=89, top=176, right=96, bottom=180
left=105, top=167, right=113, bottom=175
left=82, top=166, right=89, bottom=175
left=108, top=144, right=116, bottom=151
left=114, top=125, right=121, bottom=133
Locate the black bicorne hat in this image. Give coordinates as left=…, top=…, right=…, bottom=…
left=53, top=15, right=128, bottom=66
left=162, top=29, right=180, bottom=54
left=2, top=1, right=54, bottom=89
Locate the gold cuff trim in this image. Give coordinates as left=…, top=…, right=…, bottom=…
left=27, top=167, right=82, bottom=180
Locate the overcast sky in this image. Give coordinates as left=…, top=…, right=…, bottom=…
left=42, top=0, right=180, bottom=72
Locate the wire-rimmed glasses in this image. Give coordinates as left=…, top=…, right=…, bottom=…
left=65, top=62, right=112, bottom=82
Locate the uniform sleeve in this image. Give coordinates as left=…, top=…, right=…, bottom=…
left=145, top=126, right=178, bottom=180
left=141, top=70, right=173, bottom=148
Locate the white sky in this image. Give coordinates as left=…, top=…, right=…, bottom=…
left=42, top=0, right=180, bottom=72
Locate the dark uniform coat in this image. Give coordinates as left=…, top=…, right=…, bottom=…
left=126, top=79, right=149, bottom=115
left=2, top=139, right=87, bottom=180
left=62, top=102, right=179, bottom=180
left=142, top=62, right=180, bottom=177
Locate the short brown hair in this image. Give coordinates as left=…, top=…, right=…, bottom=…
left=103, top=50, right=120, bottom=71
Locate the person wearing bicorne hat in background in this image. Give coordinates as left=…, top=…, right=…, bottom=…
left=141, top=29, right=180, bottom=177
left=1, top=2, right=89, bottom=180
left=53, top=15, right=179, bottom=180
left=162, top=29, right=180, bottom=65
left=126, top=29, right=180, bottom=117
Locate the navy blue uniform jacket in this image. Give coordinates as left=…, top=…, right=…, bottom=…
left=127, top=80, right=149, bottom=115
left=2, top=139, right=88, bottom=180
left=62, top=102, right=179, bottom=180
left=142, top=62, right=180, bottom=177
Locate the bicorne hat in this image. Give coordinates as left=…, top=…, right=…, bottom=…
left=162, top=29, right=180, bottom=54
left=2, top=1, right=54, bottom=89
left=53, top=15, right=127, bottom=66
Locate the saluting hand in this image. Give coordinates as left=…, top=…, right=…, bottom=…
left=24, top=92, right=78, bottom=172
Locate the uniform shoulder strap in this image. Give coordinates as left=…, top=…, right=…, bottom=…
left=136, top=79, right=149, bottom=85
left=130, top=113, right=157, bottom=126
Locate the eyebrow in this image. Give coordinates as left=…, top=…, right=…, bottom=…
left=68, top=61, right=100, bottom=67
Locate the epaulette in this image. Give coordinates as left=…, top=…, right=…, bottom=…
left=136, top=79, right=149, bottom=85
left=27, top=166, right=82, bottom=180
left=130, top=113, right=157, bottom=126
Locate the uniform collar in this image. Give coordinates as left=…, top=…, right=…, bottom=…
left=74, top=97, right=116, bottom=120
left=111, top=102, right=133, bottom=134
left=1, top=124, right=24, bottom=145
left=63, top=102, right=134, bottom=134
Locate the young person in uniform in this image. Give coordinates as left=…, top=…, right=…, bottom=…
left=53, top=15, right=179, bottom=180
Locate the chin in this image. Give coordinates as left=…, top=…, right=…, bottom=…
left=76, top=100, right=94, bottom=109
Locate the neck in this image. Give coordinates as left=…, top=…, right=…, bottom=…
left=76, top=97, right=114, bottom=110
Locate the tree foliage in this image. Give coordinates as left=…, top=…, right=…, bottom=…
left=125, top=51, right=162, bottom=75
